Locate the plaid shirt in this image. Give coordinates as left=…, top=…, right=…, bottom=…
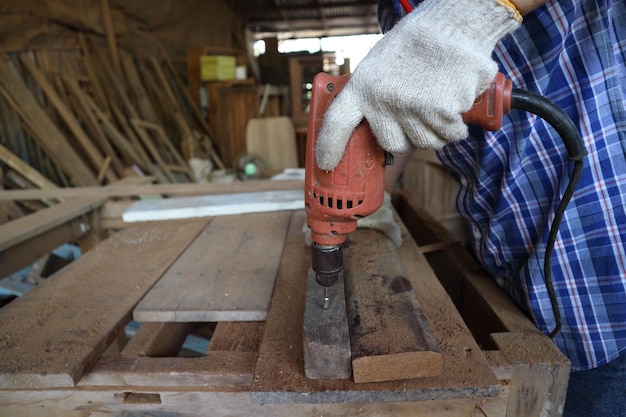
left=380, top=0, right=626, bottom=371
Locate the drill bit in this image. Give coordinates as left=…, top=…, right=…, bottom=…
left=323, top=287, right=330, bottom=309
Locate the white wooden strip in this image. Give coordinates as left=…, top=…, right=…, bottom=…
left=122, top=189, right=303, bottom=222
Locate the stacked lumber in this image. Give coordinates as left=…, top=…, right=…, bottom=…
left=0, top=35, right=225, bottom=215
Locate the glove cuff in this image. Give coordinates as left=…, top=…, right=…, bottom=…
left=405, top=0, right=521, bottom=55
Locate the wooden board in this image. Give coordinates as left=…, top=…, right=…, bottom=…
left=250, top=211, right=499, bottom=404
left=303, top=268, right=352, bottom=379
left=209, top=321, right=265, bottom=353
left=343, top=229, right=441, bottom=383
left=121, top=322, right=192, bottom=358
left=122, top=189, right=303, bottom=222
left=0, top=192, right=571, bottom=416
left=0, top=220, right=208, bottom=388
left=133, top=211, right=292, bottom=322
left=76, top=353, right=255, bottom=388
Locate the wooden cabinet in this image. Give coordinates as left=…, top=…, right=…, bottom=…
left=205, top=80, right=259, bottom=167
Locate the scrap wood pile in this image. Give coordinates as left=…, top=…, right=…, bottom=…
left=0, top=34, right=225, bottom=215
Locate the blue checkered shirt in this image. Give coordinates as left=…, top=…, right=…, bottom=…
left=380, top=0, right=626, bottom=371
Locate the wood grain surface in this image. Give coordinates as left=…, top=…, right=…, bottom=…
left=0, top=220, right=208, bottom=388
left=343, top=229, right=442, bottom=383
left=134, top=211, right=291, bottom=322
left=250, top=211, right=499, bottom=404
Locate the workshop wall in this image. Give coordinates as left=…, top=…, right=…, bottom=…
left=0, top=0, right=245, bottom=62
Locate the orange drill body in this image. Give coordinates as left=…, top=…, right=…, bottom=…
left=305, top=73, right=388, bottom=248
left=305, top=72, right=512, bottom=288
left=304, top=73, right=389, bottom=288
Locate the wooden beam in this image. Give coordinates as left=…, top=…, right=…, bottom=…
left=100, top=0, right=121, bottom=75
left=0, top=217, right=88, bottom=278
left=121, top=322, right=192, bottom=358
left=63, top=76, right=125, bottom=176
left=0, top=197, right=106, bottom=253
left=77, top=353, right=255, bottom=388
left=209, top=322, right=265, bottom=353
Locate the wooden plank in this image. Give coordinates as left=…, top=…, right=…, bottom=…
left=77, top=353, right=255, bottom=388
left=0, top=219, right=208, bottom=389
left=0, top=388, right=507, bottom=417
left=77, top=33, right=109, bottom=112
left=63, top=76, right=125, bottom=176
left=100, top=0, right=120, bottom=75
left=0, top=179, right=303, bottom=201
left=19, top=55, right=117, bottom=184
left=78, top=89, right=150, bottom=170
left=130, top=118, right=178, bottom=182
left=209, top=322, right=265, bottom=353
left=0, top=58, right=98, bottom=186
left=121, top=322, right=192, bottom=358
left=122, top=189, right=303, bottom=222
left=303, top=268, right=352, bottom=379
left=159, top=46, right=225, bottom=169
left=343, top=229, right=441, bottom=383
left=250, top=211, right=499, bottom=404
left=0, top=143, right=59, bottom=191
left=130, top=118, right=192, bottom=182
left=0, top=217, right=89, bottom=279
left=120, top=53, right=159, bottom=124
left=0, top=197, right=106, bottom=252
left=134, top=211, right=291, bottom=322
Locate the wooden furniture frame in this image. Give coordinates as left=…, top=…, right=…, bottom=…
left=0, top=184, right=570, bottom=417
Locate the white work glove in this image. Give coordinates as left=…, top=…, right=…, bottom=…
left=303, top=192, right=402, bottom=247
left=315, top=0, right=521, bottom=170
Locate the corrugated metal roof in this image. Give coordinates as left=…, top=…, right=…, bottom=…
left=226, top=0, right=380, bottom=39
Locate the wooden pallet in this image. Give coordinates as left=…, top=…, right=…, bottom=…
left=0, top=190, right=570, bottom=416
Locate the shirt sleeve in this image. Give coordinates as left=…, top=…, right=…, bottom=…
left=378, top=0, right=422, bottom=32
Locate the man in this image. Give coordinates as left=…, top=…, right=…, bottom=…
left=315, top=0, right=626, bottom=414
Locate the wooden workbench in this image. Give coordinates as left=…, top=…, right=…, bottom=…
left=0, top=186, right=570, bottom=416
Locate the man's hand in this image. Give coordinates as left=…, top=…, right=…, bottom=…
left=315, top=0, right=521, bottom=171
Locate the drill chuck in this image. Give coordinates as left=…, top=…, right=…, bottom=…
left=312, top=243, right=343, bottom=287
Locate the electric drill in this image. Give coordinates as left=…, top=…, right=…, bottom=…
left=304, top=72, right=512, bottom=300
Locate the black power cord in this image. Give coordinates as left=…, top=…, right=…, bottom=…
left=510, top=88, right=588, bottom=338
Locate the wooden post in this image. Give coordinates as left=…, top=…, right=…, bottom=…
left=100, top=0, right=121, bottom=75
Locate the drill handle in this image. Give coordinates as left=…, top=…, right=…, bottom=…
left=462, top=73, right=512, bottom=131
